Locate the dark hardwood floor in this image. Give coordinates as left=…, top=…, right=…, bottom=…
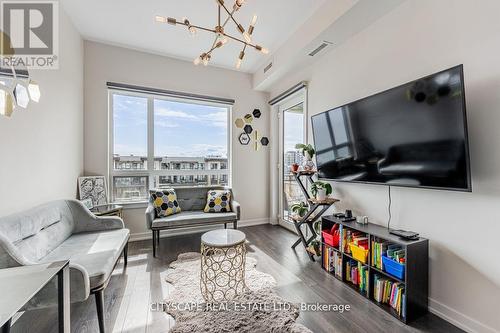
left=12, top=224, right=464, bottom=333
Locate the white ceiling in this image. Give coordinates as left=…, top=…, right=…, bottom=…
left=61, top=0, right=326, bottom=73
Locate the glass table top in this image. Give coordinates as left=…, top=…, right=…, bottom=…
left=0, top=261, right=68, bottom=327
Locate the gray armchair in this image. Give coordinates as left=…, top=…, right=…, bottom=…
left=146, top=186, right=240, bottom=257
left=0, top=199, right=130, bottom=333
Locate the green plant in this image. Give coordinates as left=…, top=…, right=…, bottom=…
left=310, top=240, right=321, bottom=256
left=295, top=143, right=315, bottom=158
left=310, top=181, right=333, bottom=197
left=290, top=202, right=309, bottom=217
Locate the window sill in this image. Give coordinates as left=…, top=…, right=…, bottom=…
left=112, top=201, right=148, bottom=210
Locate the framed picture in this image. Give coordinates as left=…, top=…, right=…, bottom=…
left=78, top=176, right=108, bottom=207
left=81, top=198, right=94, bottom=210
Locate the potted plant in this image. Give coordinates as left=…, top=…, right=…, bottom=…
left=295, top=143, right=316, bottom=170
left=308, top=240, right=321, bottom=256
left=290, top=202, right=308, bottom=218
left=311, top=181, right=333, bottom=201
left=295, top=143, right=315, bottom=159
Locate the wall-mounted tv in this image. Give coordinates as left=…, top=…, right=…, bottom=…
left=311, top=65, right=471, bottom=191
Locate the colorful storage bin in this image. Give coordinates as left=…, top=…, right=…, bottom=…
left=349, top=243, right=369, bottom=264
left=322, top=230, right=339, bottom=247
left=382, top=255, right=405, bottom=280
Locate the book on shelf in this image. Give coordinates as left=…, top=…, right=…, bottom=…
left=373, top=274, right=406, bottom=318
left=372, top=240, right=407, bottom=269
left=322, top=244, right=342, bottom=277
left=345, top=260, right=368, bottom=294
left=342, top=229, right=367, bottom=254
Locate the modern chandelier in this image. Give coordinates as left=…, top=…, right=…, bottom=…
left=155, top=0, right=269, bottom=69
left=0, top=32, right=41, bottom=118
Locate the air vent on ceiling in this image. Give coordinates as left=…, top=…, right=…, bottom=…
left=308, top=41, right=332, bottom=57
left=263, top=62, right=273, bottom=74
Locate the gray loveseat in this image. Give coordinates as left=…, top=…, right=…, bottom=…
left=0, top=199, right=130, bottom=333
left=145, top=186, right=240, bottom=257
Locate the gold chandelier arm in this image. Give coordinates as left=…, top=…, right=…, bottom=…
left=175, top=20, right=263, bottom=52
left=176, top=21, right=217, bottom=34
left=218, top=5, right=221, bottom=27
left=210, top=35, right=218, bottom=50
left=218, top=1, right=242, bottom=31
left=222, top=10, right=232, bottom=28
left=223, top=33, right=255, bottom=48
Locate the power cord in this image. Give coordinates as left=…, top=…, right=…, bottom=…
left=387, top=185, right=392, bottom=230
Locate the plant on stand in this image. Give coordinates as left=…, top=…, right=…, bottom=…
left=308, top=239, right=321, bottom=257
left=295, top=143, right=316, bottom=171
left=311, top=181, right=333, bottom=201
left=290, top=202, right=309, bottom=219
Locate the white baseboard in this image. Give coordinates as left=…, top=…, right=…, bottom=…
left=429, top=297, right=499, bottom=333
left=129, top=217, right=270, bottom=242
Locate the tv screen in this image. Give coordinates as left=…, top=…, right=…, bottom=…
left=311, top=65, right=471, bottom=191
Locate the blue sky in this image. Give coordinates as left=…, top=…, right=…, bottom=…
left=113, top=94, right=228, bottom=158
left=283, top=108, right=304, bottom=152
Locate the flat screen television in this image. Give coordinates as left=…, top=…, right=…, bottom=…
left=311, top=65, right=471, bottom=191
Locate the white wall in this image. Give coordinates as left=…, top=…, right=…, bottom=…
left=83, top=41, right=270, bottom=237
left=0, top=9, right=84, bottom=216
left=269, top=1, right=500, bottom=332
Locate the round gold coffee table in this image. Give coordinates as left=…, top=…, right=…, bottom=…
left=200, top=229, right=247, bottom=302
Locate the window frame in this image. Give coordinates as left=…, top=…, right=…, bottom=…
left=108, top=89, right=232, bottom=205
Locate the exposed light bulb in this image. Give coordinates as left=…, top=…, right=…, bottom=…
left=251, top=15, right=258, bottom=26
left=155, top=15, right=166, bottom=23
left=202, top=54, right=211, bottom=66
left=255, top=45, right=269, bottom=54
left=236, top=50, right=245, bottom=69
left=243, top=31, right=252, bottom=43
left=193, top=56, right=201, bottom=66
left=236, top=0, right=245, bottom=7
left=188, top=26, right=197, bottom=36
left=219, top=35, right=228, bottom=45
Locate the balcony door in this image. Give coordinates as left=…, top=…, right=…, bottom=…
left=278, top=93, right=307, bottom=231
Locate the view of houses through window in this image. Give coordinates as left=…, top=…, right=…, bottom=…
left=110, top=91, right=230, bottom=202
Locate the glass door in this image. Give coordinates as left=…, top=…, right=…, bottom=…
left=278, top=94, right=306, bottom=231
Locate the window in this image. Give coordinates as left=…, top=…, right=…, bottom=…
left=109, top=90, right=231, bottom=203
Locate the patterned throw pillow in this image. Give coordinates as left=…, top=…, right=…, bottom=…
left=204, top=190, right=232, bottom=213
left=151, top=189, right=181, bottom=217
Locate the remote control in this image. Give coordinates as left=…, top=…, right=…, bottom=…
left=390, top=229, right=419, bottom=240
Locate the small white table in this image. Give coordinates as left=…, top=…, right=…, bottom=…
left=200, top=229, right=247, bottom=302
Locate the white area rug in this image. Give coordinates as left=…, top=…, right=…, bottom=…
left=164, top=252, right=313, bottom=333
